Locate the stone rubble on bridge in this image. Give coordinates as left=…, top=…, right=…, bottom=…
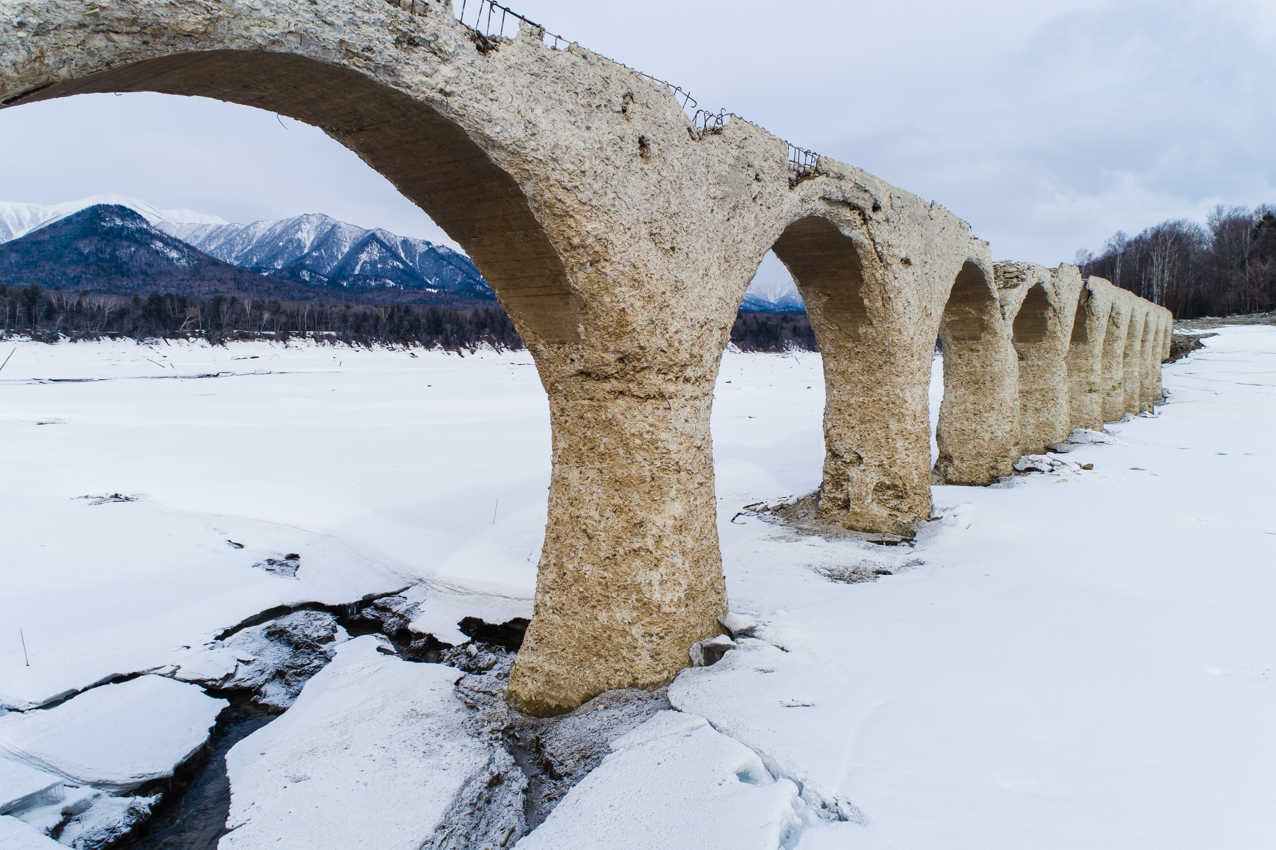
left=0, top=0, right=1173, bottom=715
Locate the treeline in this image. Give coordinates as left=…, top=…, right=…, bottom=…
left=1, top=284, right=820, bottom=352
left=1077, top=205, right=1276, bottom=319
left=731, top=311, right=817, bottom=352
left=0, top=286, right=523, bottom=350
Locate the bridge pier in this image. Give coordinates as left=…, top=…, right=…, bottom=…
left=1066, top=278, right=1116, bottom=432
left=773, top=216, right=935, bottom=535
left=1101, top=297, right=1132, bottom=422
left=1145, top=314, right=1169, bottom=409
left=1123, top=305, right=1150, bottom=415
left=507, top=351, right=728, bottom=716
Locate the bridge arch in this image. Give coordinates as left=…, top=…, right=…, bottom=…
left=768, top=215, right=934, bottom=534
left=1139, top=313, right=1162, bottom=412
left=1065, top=278, right=1115, bottom=431
left=6, top=0, right=1178, bottom=716
left=3, top=48, right=582, bottom=346
left=934, top=260, right=1019, bottom=485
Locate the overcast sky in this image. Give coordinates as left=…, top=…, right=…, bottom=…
left=0, top=0, right=1272, bottom=270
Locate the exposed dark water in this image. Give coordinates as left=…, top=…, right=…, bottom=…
left=119, top=698, right=280, bottom=850
left=109, top=611, right=526, bottom=850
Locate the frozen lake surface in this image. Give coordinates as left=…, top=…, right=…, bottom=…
left=1, top=328, right=1273, bottom=848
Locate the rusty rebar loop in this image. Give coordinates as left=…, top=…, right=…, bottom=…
left=693, top=109, right=729, bottom=133
left=788, top=143, right=820, bottom=173
left=456, top=0, right=565, bottom=46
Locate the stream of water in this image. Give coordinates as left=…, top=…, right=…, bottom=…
left=119, top=698, right=279, bottom=850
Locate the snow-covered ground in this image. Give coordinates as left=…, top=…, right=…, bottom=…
left=1, top=328, right=1273, bottom=848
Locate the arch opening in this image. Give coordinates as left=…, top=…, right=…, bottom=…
left=1012, top=283, right=1052, bottom=351
left=771, top=216, right=868, bottom=341
left=7, top=50, right=580, bottom=344
left=1010, top=281, right=1069, bottom=453
left=733, top=251, right=813, bottom=351
left=1122, top=312, right=1148, bottom=415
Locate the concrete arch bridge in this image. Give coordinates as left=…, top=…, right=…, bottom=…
left=0, top=0, right=1172, bottom=715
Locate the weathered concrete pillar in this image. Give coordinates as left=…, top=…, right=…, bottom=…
left=1100, top=295, right=1131, bottom=422
left=1142, top=319, right=1159, bottom=411
left=508, top=345, right=728, bottom=716
left=1123, top=305, right=1149, bottom=415
left=1151, top=310, right=1170, bottom=403
left=1143, top=311, right=1168, bottom=409
left=997, top=263, right=1083, bottom=453
left=934, top=260, right=1020, bottom=484
left=1065, top=277, right=1115, bottom=431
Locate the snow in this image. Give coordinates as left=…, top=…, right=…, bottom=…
left=518, top=710, right=809, bottom=850
left=0, top=815, right=64, bottom=849
left=54, top=792, right=160, bottom=849
left=220, top=636, right=490, bottom=850
left=0, top=675, right=225, bottom=792
left=405, top=580, right=533, bottom=646
left=0, top=327, right=1273, bottom=848
left=0, top=759, right=62, bottom=814
left=0, top=340, right=543, bottom=709
left=690, top=326, right=1276, bottom=849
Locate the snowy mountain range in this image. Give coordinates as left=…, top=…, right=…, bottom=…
left=0, top=196, right=802, bottom=311
left=0, top=196, right=491, bottom=303
left=0, top=205, right=288, bottom=299
left=166, top=215, right=489, bottom=298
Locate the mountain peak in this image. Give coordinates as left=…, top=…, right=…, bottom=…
left=0, top=195, right=228, bottom=244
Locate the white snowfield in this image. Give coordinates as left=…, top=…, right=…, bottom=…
left=0, top=327, right=1273, bottom=848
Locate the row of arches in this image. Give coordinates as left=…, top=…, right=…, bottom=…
left=768, top=219, right=1172, bottom=543
left=0, top=0, right=1174, bottom=715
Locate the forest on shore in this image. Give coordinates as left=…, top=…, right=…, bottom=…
left=1077, top=205, right=1276, bottom=319
left=0, top=285, right=818, bottom=352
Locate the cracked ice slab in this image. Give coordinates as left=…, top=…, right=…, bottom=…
left=0, top=490, right=406, bottom=711
left=221, top=636, right=493, bottom=850
left=517, top=710, right=806, bottom=850
left=0, top=758, right=62, bottom=815
left=0, top=815, right=64, bottom=849
left=0, top=675, right=225, bottom=793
